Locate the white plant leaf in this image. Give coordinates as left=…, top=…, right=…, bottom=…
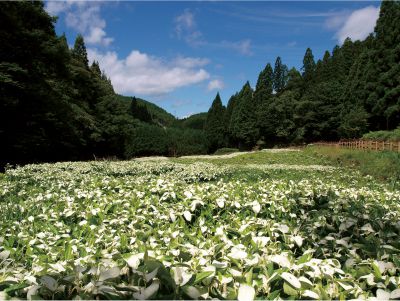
left=40, top=275, right=57, bottom=291
left=171, top=267, right=193, bottom=286
left=302, top=289, right=319, bottom=299
left=228, top=246, right=248, bottom=260
left=216, top=197, right=225, bottom=208
left=125, top=253, right=144, bottom=269
left=270, top=254, right=291, bottom=268
left=99, top=266, right=121, bottom=281
left=0, top=250, right=10, bottom=260
left=252, top=201, right=261, bottom=214
left=132, top=279, right=160, bottom=300
left=390, top=289, right=400, bottom=299
left=145, top=268, right=159, bottom=283
left=376, top=289, right=391, bottom=300
left=293, top=235, right=303, bottom=247
left=27, top=285, right=40, bottom=300
left=281, top=272, right=301, bottom=289
left=183, top=286, right=201, bottom=299
left=183, top=210, right=192, bottom=222
left=238, top=284, right=255, bottom=301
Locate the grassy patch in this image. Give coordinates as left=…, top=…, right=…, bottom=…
left=307, top=145, right=400, bottom=186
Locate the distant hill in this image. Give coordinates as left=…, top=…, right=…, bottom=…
left=177, top=112, right=207, bottom=130
left=116, top=94, right=177, bottom=126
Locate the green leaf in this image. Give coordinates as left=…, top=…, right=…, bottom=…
left=283, top=282, right=298, bottom=297
left=245, top=268, right=253, bottom=285
left=194, top=271, right=214, bottom=284
left=371, top=261, right=382, bottom=279
left=4, top=282, right=30, bottom=294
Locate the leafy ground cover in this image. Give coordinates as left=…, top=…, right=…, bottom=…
left=1, top=150, right=400, bottom=300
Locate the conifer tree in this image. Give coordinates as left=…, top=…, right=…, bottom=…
left=255, top=63, right=273, bottom=98
left=204, top=93, right=226, bottom=152
left=301, top=48, right=316, bottom=79
left=273, top=57, right=288, bottom=93
left=90, top=61, right=102, bottom=77
left=230, top=82, right=258, bottom=149
left=72, top=34, right=89, bottom=68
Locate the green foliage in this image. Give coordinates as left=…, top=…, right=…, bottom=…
left=177, top=113, right=207, bottom=130
left=339, top=106, right=369, bottom=139
left=362, top=127, right=400, bottom=142
left=1, top=150, right=399, bottom=299
left=115, top=95, right=176, bottom=127
left=204, top=93, right=226, bottom=152
left=230, top=82, right=259, bottom=149
left=71, top=34, right=89, bottom=68
left=130, top=97, right=152, bottom=123
left=254, top=63, right=273, bottom=107
left=341, top=1, right=400, bottom=131
left=301, top=47, right=316, bottom=79
left=273, top=57, right=288, bottom=93
left=259, top=91, right=297, bottom=145
left=125, top=124, right=207, bottom=157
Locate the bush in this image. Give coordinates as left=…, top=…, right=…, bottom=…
left=214, top=148, right=239, bottom=155
left=362, top=127, right=400, bottom=141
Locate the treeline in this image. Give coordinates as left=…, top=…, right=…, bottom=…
left=204, top=0, right=400, bottom=152
left=0, top=1, right=207, bottom=168
left=1, top=1, right=399, bottom=166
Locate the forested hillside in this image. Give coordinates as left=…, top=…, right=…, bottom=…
left=204, top=0, right=400, bottom=150
left=0, top=1, right=206, bottom=169
left=1, top=1, right=399, bottom=168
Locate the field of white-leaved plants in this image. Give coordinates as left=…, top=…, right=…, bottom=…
left=1, top=151, right=400, bottom=300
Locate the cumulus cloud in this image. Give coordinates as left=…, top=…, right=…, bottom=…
left=45, top=1, right=113, bottom=46
left=207, top=79, right=224, bottom=92
left=326, top=6, right=379, bottom=44
left=87, top=49, right=210, bottom=95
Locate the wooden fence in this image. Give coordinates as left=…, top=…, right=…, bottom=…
left=313, top=140, right=400, bottom=152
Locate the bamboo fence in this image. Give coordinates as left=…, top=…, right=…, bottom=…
left=313, top=140, right=400, bottom=152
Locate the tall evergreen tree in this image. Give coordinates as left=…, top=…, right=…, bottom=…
left=255, top=63, right=273, bottom=99
left=204, top=93, right=226, bottom=152
left=71, top=34, right=89, bottom=68
left=301, top=47, right=316, bottom=79
left=273, top=57, right=288, bottom=93
left=230, top=82, right=258, bottom=149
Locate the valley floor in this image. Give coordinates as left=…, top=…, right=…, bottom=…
left=0, top=148, right=399, bottom=300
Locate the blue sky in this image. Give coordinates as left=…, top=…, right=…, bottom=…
left=46, top=1, right=380, bottom=118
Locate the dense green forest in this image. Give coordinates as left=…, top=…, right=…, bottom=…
left=1, top=1, right=399, bottom=168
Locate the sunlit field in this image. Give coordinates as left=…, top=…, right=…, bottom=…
left=1, top=149, right=400, bottom=300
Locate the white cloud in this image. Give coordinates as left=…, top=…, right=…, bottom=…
left=174, top=9, right=205, bottom=46
left=45, top=1, right=113, bottom=46
left=87, top=49, right=210, bottom=95
left=326, top=6, right=379, bottom=44
left=175, top=9, right=195, bottom=37
left=219, top=40, right=253, bottom=56
left=174, top=9, right=252, bottom=55
left=207, top=79, right=224, bottom=92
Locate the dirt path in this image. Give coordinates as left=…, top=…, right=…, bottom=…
left=134, top=148, right=300, bottom=161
